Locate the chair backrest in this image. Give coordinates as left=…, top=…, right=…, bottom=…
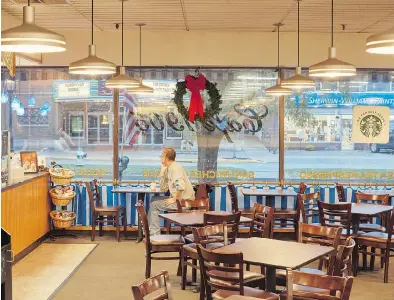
left=355, top=192, right=389, bottom=205
left=192, top=224, right=228, bottom=247
left=333, top=237, right=356, bottom=277
left=136, top=205, right=151, bottom=249
left=176, top=198, right=210, bottom=212
left=297, top=192, right=320, bottom=224
left=285, top=268, right=354, bottom=300
left=227, top=182, right=239, bottom=213
left=249, top=203, right=274, bottom=238
left=298, top=182, right=307, bottom=194
left=203, top=212, right=241, bottom=244
left=131, top=270, right=173, bottom=300
left=317, top=201, right=352, bottom=236
left=195, top=183, right=213, bottom=200
left=336, top=183, right=346, bottom=202
left=197, top=245, right=245, bottom=299
left=85, top=180, right=101, bottom=212
left=297, top=222, right=342, bottom=274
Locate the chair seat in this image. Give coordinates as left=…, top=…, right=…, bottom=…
left=183, top=242, right=224, bottom=254
left=185, top=233, right=224, bottom=244
left=95, top=205, right=124, bottom=213
left=213, top=286, right=279, bottom=300
left=359, top=223, right=386, bottom=232
left=281, top=285, right=335, bottom=300
left=277, top=268, right=325, bottom=278
left=274, top=209, right=297, bottom=217
left=209, top=269, right=265, bottom=286
left=359, top=231, right=393, bottom=242
left=149, top=234, right=185, bottom=246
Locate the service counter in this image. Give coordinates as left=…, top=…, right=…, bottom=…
left=1, top=173, right=51, bottom=260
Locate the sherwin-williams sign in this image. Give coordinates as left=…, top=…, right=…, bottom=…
left=352, top=106, right=390, bottom=143
left=304, top=92, right=394, bottom=108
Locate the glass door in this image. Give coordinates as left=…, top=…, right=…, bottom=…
left=88, top=113, right=111, bottom=145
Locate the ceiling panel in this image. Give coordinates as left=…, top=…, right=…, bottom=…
left=2, top=0, right=394, bottom=33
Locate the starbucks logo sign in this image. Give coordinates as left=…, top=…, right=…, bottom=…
left=359, top=115, right=383, bottom=138
left=352, top=106, right=390, bottom=143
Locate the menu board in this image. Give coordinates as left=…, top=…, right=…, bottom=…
left=1, top=131, right=10, bottom=187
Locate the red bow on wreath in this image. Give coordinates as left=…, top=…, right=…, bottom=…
left=185, top=74, right=206, bottom=122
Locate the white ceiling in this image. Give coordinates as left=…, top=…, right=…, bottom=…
left=2, top=0, right=394, bottom=33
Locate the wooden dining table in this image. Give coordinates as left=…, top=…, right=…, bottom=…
left=112, top=186, right=165, bottom=242
left=159, top=211, right=252, bottom=228
left=213, top=237, right=333, bottom=293
left=350, top=203, right=393, bottom=275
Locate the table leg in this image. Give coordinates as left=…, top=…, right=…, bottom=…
left=265, top=266, right=276, bottom=293
left=351, top=214, right=360, bottom=276
left=136, top=193, right=146, bottom=243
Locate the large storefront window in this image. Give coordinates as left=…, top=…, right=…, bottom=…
left=2, top=67, right=393, bottom=182
left=284, top=70, right=394, bottom=183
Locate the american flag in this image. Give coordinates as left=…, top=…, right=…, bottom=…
left=123, top=92, right=140, bottom=146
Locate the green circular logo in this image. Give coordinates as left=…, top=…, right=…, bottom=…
left=359, top=114, right=383, bottom=138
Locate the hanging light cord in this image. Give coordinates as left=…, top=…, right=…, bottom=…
left=91, top=0, right=94, bottom=45
left=297, top=0, right=300, bottom=66
left=331, top=0, right=334, bottom=47
left=28, top=0, right=30, bottom=6
left=121, top=0, right=124, bottom=67
left=139, top=25, right=142, bottom=77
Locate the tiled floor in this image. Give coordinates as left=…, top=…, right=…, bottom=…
left=48, top=232, right=394, bottom=300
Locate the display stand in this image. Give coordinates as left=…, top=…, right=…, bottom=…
left=48, top=165, right=77, bottom=240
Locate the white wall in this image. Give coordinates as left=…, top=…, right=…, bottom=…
left=2, top=10, right=394, bottom=68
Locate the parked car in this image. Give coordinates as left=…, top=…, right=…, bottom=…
left=370, top=129, right=394, bottom=153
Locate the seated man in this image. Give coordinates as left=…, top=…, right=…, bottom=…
left=148, top=147, right=195, bottom=236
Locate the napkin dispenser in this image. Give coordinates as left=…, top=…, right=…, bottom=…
left=9, top=165, right=24, bottom=184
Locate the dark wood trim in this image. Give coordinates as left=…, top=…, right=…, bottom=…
left=279, top=70, right=285, bottom=186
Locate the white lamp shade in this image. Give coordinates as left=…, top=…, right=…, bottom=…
left=309, top=47, right=356, bottom=78
left=366, top=27, right=394, bottom=54
left=282, top=67, right=315, bottom=89
left=69, top=45, right=116, bottom=75
left=265, top=79, right=292, bottom=96
left=1, top=6, right=66, bottom=53
left=105, top=67, right=139, bottom=89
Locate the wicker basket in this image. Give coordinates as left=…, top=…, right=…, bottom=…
left=49, top=188, right=76, bottom=206
left=50, top=210, right=76, bottom=229
left=49, top=168, right=75, bottom=185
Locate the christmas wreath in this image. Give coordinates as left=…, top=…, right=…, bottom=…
left=173, top=72, right=222, bottom=122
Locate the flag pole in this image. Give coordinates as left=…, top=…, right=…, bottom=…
left=120, top=104, right=127, bottom=158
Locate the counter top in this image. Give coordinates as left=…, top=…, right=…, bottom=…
left=1, top=172, right=49, bottom=192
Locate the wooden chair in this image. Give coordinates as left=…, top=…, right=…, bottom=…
left=228, top=182, right=253, bottom=216
left=132, top=270, right=173, bottom=300
left=355, top=192, right=389, bottom=232
left=277, top=223, right=342, bottom=285
left=297, top=192, right=321, bottom=225
left=181, top=212, right=242, bottom=293
left=298, top=182, right=307, bottom=195
left=335, top=183, right=346, bottom=202
left=167, top=198, right=210, bottom=235
left=358, top=208, right=394, bottom=283
left=131, top=270, right=173, bottom=300
left=237, top=203, right=274, bottom=240
left=332, top=237, right=356, bottom=277
left=317, top=201, right=353, bottom=238
left=197, top=245, right=279, bottom=300
left=282, top=268, right=354, bottom=300
left=136, top=205, right=185, bottom=279
left=85, top=180, right=127, bottom=242
left=272, top=183, right=306, bottom=233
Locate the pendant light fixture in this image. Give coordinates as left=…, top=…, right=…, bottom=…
left=129, top=23, right=153, bottom=93
left=366, top=27, right=394, bottom=54
left=265, top=23, right=292, bottom=96
left=69, top=0, right=116, bottom=75
left=282, top=0, right=315, bottom=89
left=105, top=0, right=139, bottom=89
left=309, top=0, right=356, bottom=78
left=1, top=0, right=66, bottom=53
